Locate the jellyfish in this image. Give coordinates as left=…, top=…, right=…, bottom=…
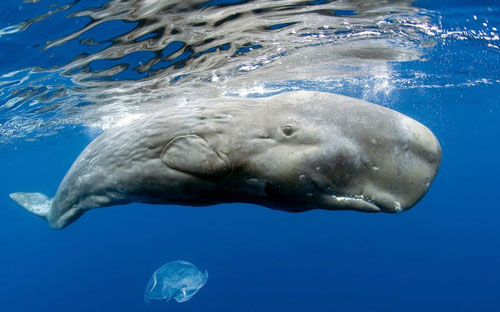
left=144, top=260, right=208, bottom=303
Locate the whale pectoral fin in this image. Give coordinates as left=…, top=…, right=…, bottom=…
left=9, top=192, right=52, bottom=219
left=161, top=135, right=231, bottom=178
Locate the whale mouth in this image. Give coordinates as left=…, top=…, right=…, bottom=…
left=312, top=181, right=386, bottom=213
left=321, top=193, right=382, bottom=212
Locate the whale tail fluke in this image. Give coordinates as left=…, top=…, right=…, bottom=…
left=9, top=192, right=52, bottom=219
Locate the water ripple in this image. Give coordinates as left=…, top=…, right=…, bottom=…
left=0, top=0, right=497, bottom=143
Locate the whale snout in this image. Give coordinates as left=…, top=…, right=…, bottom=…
left=359, top=115, right=442, bottom=213
left=314, top=100, right=442, bottom=214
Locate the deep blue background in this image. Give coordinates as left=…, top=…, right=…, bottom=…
left=1, top=1, right=500, bottom=311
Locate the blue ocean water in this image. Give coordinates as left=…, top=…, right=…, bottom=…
left=1, top=1, right=499, bottom=311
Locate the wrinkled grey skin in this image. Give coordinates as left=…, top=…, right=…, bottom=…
left=11, top=91, right=441, bottom=229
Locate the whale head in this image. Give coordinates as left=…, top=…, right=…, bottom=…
left=229, top=91, right=441, bottom=213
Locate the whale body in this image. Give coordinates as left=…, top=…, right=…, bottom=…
left=10, top=91, right=441, bottom=229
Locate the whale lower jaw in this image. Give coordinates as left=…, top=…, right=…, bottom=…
left=320, top=193, right=381, bottom=212
left=319, top=191, right=408, bottom=213
left=312, top=180, right=407, bottom=213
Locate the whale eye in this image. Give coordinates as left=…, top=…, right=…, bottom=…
left=282, top=125, right=294, bottom=136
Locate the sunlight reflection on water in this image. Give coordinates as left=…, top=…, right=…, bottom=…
left=0, top=0, right=498, bottom=143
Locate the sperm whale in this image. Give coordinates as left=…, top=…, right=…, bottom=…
left=10, top=91, right=441, bottom=229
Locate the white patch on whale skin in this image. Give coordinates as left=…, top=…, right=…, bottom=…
left=394, top=201, right=402, bottom=212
